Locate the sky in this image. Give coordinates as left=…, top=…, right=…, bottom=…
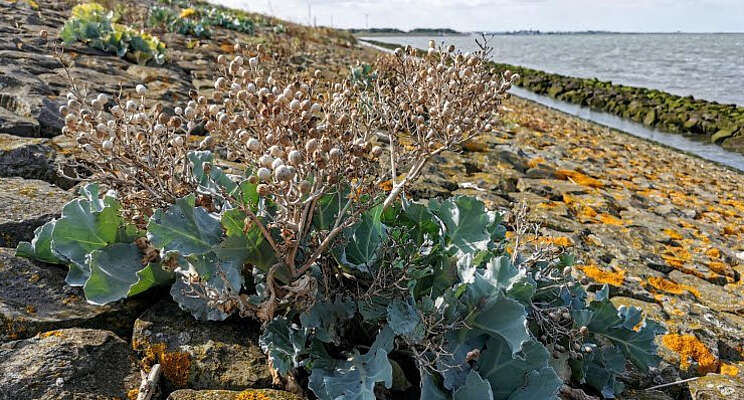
left=213, top=0, right=744, bottom=33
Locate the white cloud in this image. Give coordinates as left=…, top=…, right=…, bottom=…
left=214, top=0, right=744, bottom=32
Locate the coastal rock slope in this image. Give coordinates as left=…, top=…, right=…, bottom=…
left=0, top=0, right=743, bottom=399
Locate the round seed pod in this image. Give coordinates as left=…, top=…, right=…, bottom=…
left=257, top=184, right=271, bottom=196
left=288, top=150, right=302, bottom=165
left=101, top=139, right=114, bottom=150
left=305, top=138, right=319, bottom=153
left=271, top=158, right=284, bottom=170
left=329, top=148, right=342, bottom=160
left=274, top=165, right=293, bottom=182
left=259, top=155, right=274, bottom=168
left=247, top=138, right=261, bottom=152
left=135, top=85, right=147, bottom=95
left=257, top=167, right=271, bottom=181
left=173, top=135, right=184, bottom=147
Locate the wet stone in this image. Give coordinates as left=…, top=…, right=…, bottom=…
left=132, top=300, right=272, bottom=392
left=0, top=328, right=140, bottom=400
left=0, top=248, right=153, bottom=342
left=0, top=177, right=74, bottom=248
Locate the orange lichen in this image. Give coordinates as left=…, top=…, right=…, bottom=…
left=646, top=276, right=700, bottom=298
left=720, top=363, right=740, bottom=377
left=127, top=388, right=139, bottom=400
left=723, top=225, right=739, bottom=236
left=142, top=343, right=191, bottom=388
left=556, top=169, right=603, bottom=188
left=577, top=264, right=625, bottom=286
left=580, top=206, right=598, bottom=219
left=539, top=236, right=573, bottom=247
left=598, top=214, right=624, bottom=226
left=706, top=248, right=721, bottom=259
left=236, top=391, right=272, bottom=400
left=39, top=330, right=64, bottom=339
left=663, top=229, right=684, bottom=240
left=527, top=157, right=545, bottom=168
left=661, top=334, right=719, bottom=374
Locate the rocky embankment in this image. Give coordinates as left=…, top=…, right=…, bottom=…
left=361, top=38, right=744, bottom=155
left=1, top=1, right=744, bottom=399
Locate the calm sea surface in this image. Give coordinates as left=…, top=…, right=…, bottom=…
left=363, top=34, right=744, bottom=106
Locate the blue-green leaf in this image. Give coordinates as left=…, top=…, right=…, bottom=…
left=16, top=221, right=63, bottom=264
left=128, top=262, right=175, bottom=297
left=147, top=194, right=222, bottom=257
left=420, top=370, right=449, bottom=400
left=387, top=297, right=420, bottom=336
left=52, top=192, right=125, bottom=286
left=308, top=326, right=394, bottom=400
left=169, top=251, right=243, bottom=321
left=477, top=337, right=559, bottom=400
left=428, top=196, right=493, bottom=255
left=339, top=205, right=387, bottom=272
left=259, top=317, right=308, bottom=376
left=453, top=371, right=493, bottom=400
left=467, top=292, right=529, bottom=356
left=506, top=367, right=562, bottom=400
left=84, top=243, right=145, bottom=305
left=300, top=298, right=356, bottom=344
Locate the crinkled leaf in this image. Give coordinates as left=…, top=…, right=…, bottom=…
left=340, top=205, right=387, bottom=272
left=52, top=190, right=128, bottom=286
left=421, top=370, right=449, bottom=400
left=259, top=317, right=308, bottom=376
left=585, top=292, right=664, bottom=371
left=84, top=243, right=145, bottom=305
left=308, top=326, right=394, bottom=400
left=170, top=251, right=243, bottom=321
left=453, top=371, right=493, bottom=400
left=358, top=295, right=390, bottom=322
left=429, top=196, right=492, bottom=255
left=466, top=290, right=530, bottom=356
left=16, top=220, right=63, bottom=264
left=506, top=367, right=562, bottom=400
left=478, top=337, right=558, bottom=400
left=215, top=209, right=281, bottom=280
left=438, top=333, right=488, bottom=391
left=579, top=345, right=626, bottom=398
left=300, top=297, right=356, bottom=344
left=387, top=297, right=420, bottom=336
left=128, top=262, right=174, bottom=297
left=313, top=189, right=349, bottom=231
left=147, top=194, right=222, bottom=257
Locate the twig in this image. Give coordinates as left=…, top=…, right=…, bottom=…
left=136, top=364, right=161, bottom=400
left=646, top=376, right=700, bottom=391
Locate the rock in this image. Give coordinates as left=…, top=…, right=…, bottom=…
left=0, top=68, right=62, bottom=138
left=688, top=374, right=744, bottom=399
left=0, top=133, right=72, bottom=187
left=0, top=248, right=153, bottom=342
left=517, top=178, right=587, bottom=200
left=0, top=328, right=139, bottom=400
left=167, top=389, right=301, bottom=400
left=0, top=177, right=74, bottom=248
left=132, top=300, right=272, bottom=392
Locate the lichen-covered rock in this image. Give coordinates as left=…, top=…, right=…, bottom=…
left=0, top=248, right=153, bottom=342
left=688, top=374, right=744, bottom=399
left=0, top=328, right=139, bottom=400
left=167, top=389, right=301, bottom=400
left=132, top=300, right=272, bottom=392
left=0, top=178, right=74, bottom=248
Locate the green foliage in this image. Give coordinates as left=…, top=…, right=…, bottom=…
left=147, top=6, right=211, bottom=39
left=17, top=150, right=663, bottom=398
left=61, top=3, right=166, bottom=65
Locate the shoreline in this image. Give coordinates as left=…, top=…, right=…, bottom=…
left=359, top=38, right=744, bottom=157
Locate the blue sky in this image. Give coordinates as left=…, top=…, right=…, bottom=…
left=213, top=0, right=744, bottom=32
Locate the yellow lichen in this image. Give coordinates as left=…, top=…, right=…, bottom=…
left=577, top=264, right=625, bottom=286
left=598, top=214, right=624, bottom=226
left=661, top=334, right=719, bottom=374
left=539, top=236, right=573, bottom=247
left=127, top=388, right=139, bottom=400
left=720, top=363, right=740, bottom=377
left=236, top=390, right=272, bottom=400
left=646, top=276, right=700, bottom=298
left=556, top=169, right=603, bottom=188
left=663, top=229, right=683, bottom=240
left=39, top=330, right=64, bottom=339
left=527, top=157, right=545, bottom=168
left=141, top=343, right=191, bottom=388
left=706, top=248, right=721, bottom=259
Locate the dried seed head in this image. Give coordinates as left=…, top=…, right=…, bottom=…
left=371, top=145, right=383, bottom=158
left=249, top=57, right=258, bottom=67
left=257, top=184, right=271, bottom=196
left=173, top=135, right=184, bottom=147
left=259, top=154, right=274, bottom=168
left=257, top=167, right=271, bottom=181
left=298, top=180, right=311, bottom=194
left=271, top=158, right=284, bottom=170
left=329, top=148, right=343, bottom=160
left=217, top=54, right=227, bottom=65
left=135, top=85, right=147, bottom=95
left=287, top=150, right=302, bottom=165
left=305, top=138, right=319, bottom=153
left=274, top=165, right=294, bottom=182
left=247, top=138, right=261, bottom=152
left=101, top=139, right=114, bottom=150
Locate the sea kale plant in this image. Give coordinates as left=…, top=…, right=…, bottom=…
left=18, top=41, right=663, bottom=399
left=61, top=3, right=166, bottom=65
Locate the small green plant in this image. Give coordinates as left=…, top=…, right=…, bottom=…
left=147, top=6, right=211, bottom=39
left=60, top=3, right=166, bottom=65
left=19, top=42, right=662, bottom=399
